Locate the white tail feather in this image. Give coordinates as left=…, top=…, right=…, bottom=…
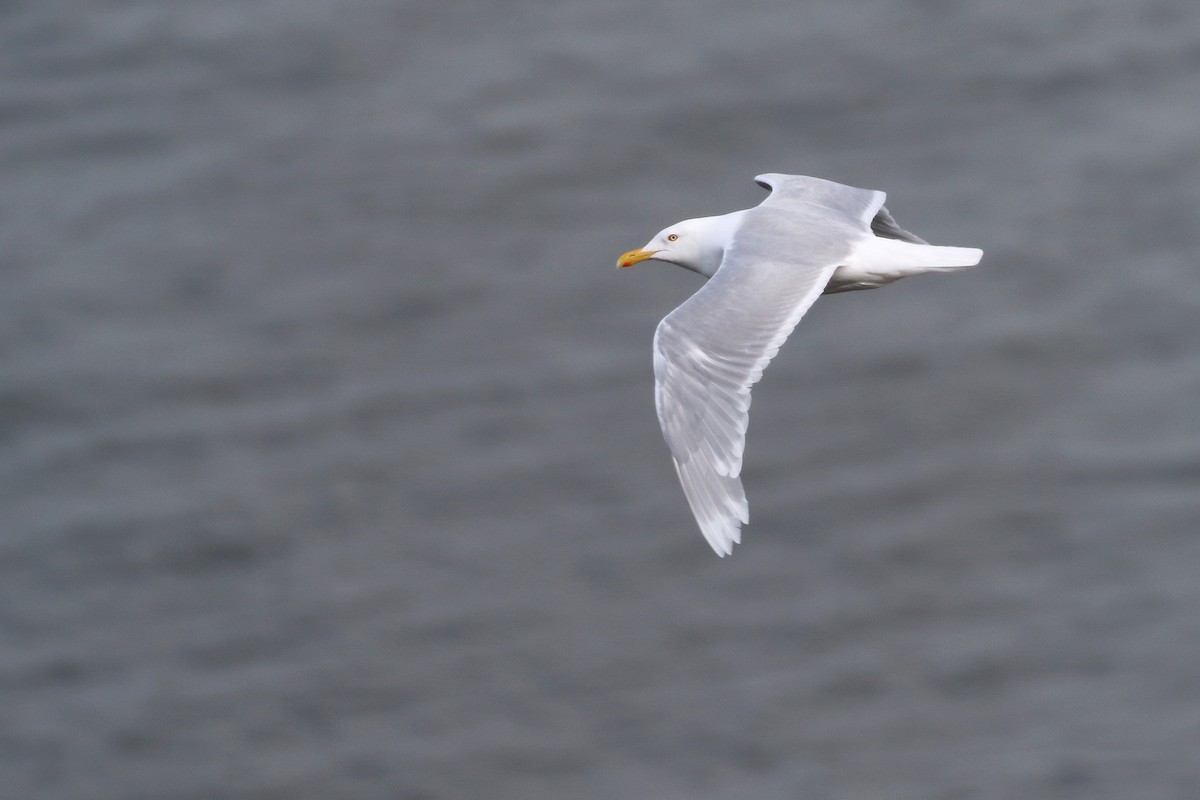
left=848, top=236, right=982, bottom=272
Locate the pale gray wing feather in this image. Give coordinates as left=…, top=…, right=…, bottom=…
left=871, top=205, right=928, bottom=244
left=654, top=174, right=885, bottom=555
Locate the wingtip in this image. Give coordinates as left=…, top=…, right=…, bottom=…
left=703, top=524, right=742, bottom=557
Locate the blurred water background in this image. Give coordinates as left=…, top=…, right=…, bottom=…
left=3, top=1, right=1200, bottom=798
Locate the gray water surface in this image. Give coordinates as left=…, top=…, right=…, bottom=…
left=3, top=1, right=1200, bottom=798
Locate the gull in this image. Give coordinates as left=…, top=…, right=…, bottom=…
left=617, top=173, right=981, bottom=556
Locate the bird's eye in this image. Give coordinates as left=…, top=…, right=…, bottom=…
left=667, top=233, right=679, bottom=242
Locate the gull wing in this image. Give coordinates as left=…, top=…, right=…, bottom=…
left=871, top=205, right=928, bottom=244
left=653, top=174, right=885, bottom=554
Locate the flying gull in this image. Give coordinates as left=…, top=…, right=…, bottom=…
left=617, top=173, right=981, bottom=555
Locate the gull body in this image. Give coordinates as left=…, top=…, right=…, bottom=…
left=618, top=173, right=982, bottom=556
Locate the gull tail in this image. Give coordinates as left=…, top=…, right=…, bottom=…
left=848, top=236, right=983, bottom=272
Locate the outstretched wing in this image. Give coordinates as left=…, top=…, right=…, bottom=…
left=653, top=174, right=885, bottom=554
